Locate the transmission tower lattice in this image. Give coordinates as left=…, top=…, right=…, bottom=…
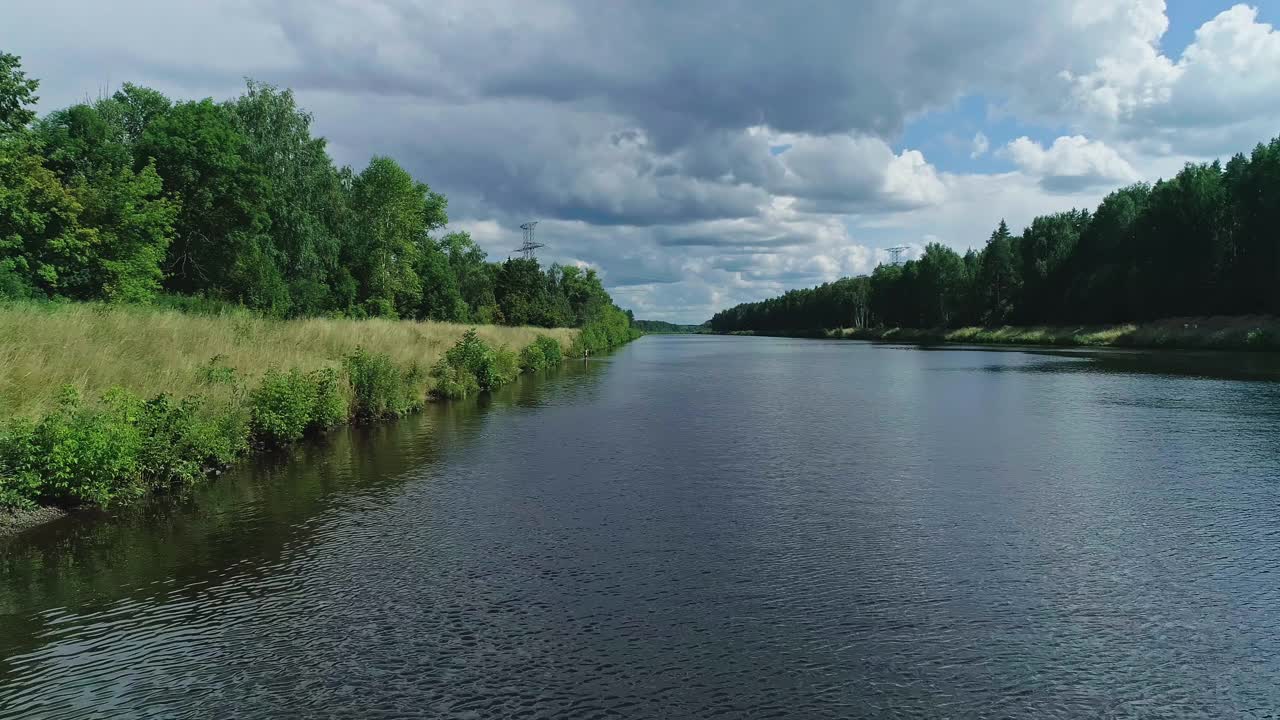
left=886, top=246, right=909, bottom=266
left=514, top=221, right=545, bottom=260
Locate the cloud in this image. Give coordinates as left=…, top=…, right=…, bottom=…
left=1001, top=135, right=1141, bottom=191
left=970, top=132, right=990, bottom=158
left=1055, top=3, right=1280, bottom=154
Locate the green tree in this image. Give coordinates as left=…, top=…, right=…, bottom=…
left=1224, top=140, right=1280, bottom=314
left=494, top=257, right=556, bottom=326
left=138, top=98, right=275, bottom=306
left=975, top=220, right=1019, bottom=323
left=443, top=231, right=497, bottom=320
left=1017, top=210, right=1089, bottom=322
left=0, top=143, right=85, bottom=297
left=0, top=52, right=39, bottom=136
left=345, top=156, right=445, bottom=316
left=1134, top=163, right=1228, bottom=318
left=1065, top=184, right=1148, bottom=322
left=414, top=237, right=468, bottom=321
left=34, top=103, right=176, bottom=301
left=111, top=83, right=172, bottom=146
left=226, top=81, right=345, bottom=315
left=916, top=242, right=968, bottom=327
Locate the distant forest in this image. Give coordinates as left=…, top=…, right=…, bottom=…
left=710, top=133, right=1280, bottom=333
left=0, top=53, right=635, bottom=341
left=633, top=320, right=708, bottom=333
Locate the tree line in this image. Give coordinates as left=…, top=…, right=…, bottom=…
left=0, top=53, right=636, bottom=341
left=710, top=133, right=1280, bottom=332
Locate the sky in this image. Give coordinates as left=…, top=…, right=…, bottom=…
left=4, top=0, right=1280, bottom=323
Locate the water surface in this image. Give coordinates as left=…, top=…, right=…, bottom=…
left=3, top=336, right=1280, bottom=718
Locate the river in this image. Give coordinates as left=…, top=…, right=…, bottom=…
left=3, top=335, right=1280, bottom=718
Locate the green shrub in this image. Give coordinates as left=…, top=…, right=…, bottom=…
left=310, top=368, right=349, bottom=427
left=120, top=392, right=247, bottom=487
left=0, top=387, right=145, bottom=507
left=253, top=367, right=348, bottom=445
left=0, top=421, right=43, bottom=509
left=430, top=329, right=519, bottom=399
left=428, top=361, right=479, bottom=401
left=197, top=354, right=238, bottom=386
left=250, top=369, right=311, bottom=445
left=345, top=347, right=416, bottom=419
left=494, top=345, right=520, bottom=384
left=519, top=335, right=564, bottom=372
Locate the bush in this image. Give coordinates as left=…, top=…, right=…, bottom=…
left=345, top=347, right=417, bottom=419
left=197, top=354, right=238, bottom=386
left=430, top=329, right=519, bottom=399
left=310, top=368, right=349, bottom=427
left=250, top=369, right=312, bottom=445
left=428, top=361, right=479, bottom=401
left=119, top=391, right=248, bottom=487
left=0, top=387, right=145, bottom=507
left=250, top=368, right=347, bottom=446
left=519, top=335, right=564, bottom=372
left=494, top=345, right=520, bottom=384
left=568, top=305, right=640, bottom=357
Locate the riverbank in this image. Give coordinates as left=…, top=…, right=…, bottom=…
left=0, top=302, right=639, bottom=537
left=726, top=315, right=1280, bottom=351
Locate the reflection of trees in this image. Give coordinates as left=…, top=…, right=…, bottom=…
left=0, top=358, right=613, bottom=673
left=985, top=349, right=1280, bottom=383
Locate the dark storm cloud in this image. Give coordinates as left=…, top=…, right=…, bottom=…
left=260, top=0, right=1073, bottom=141
left=658, top=235, right=813, bottom=249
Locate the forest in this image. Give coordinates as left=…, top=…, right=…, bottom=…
left=631, top=320, right=708, bottom=333
left=0, top=53, right=635, bottom=342
left=709, top=133, right=1280, bottom=334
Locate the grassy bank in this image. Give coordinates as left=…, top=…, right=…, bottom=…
left=733, top=316, right=1280, bottom=351
left=0, top=303, right=577, bottom=419
left=0, top=302, right=639, bottom=522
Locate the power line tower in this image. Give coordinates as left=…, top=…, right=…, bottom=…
left=513, top=221, right=545, bottom=260
left=886, top=246, right=909, bottom=266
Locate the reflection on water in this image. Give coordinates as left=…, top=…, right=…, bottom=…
left=2, top=337, right=1280, bottom=718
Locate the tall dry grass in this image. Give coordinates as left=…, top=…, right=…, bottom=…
left=0, top=303, right=577, bottom=419
left=828, top=315, right=1280, bottom=350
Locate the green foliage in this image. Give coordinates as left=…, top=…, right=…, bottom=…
left=226, top=81, right=344, bottom=316
left=0, top=383, right=252, bottom=509
left=0, top=59, right=640, bottom=336
left=249, top=367, right=346, bottom=446
left=344, top=347, right=417, bottom=419
left=0, top=138, right=86, bottom=296
left=0, top=387, right=143, bottom=507
left=569, top=305, right=642, bottom=356
left=119, top=391, right=248, bottom=488
left=632, top=320, right=707, bottom=333
left=139, top=97, right=271, bottom=303
left=0, top=52, right=39, bottom=136
left=520, top=335, right=565, bottom=372
left=344, top=156, right=445, bottom=317
left=430, top=329, right=521, bottom=399
left=249, top=369, right=312, bottom=445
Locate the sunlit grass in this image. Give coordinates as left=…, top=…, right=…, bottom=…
left=0, top=302, right=577, bottom=419
left=827, top=316, right=1280, bottom=351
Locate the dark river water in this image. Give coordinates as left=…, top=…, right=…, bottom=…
left=4, top=335, right=1280, bottom=719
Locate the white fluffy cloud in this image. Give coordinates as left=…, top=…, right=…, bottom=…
left=1001, top=135, right=1141, bottom=191
left=1057, top=3, right=1280, bottom=154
